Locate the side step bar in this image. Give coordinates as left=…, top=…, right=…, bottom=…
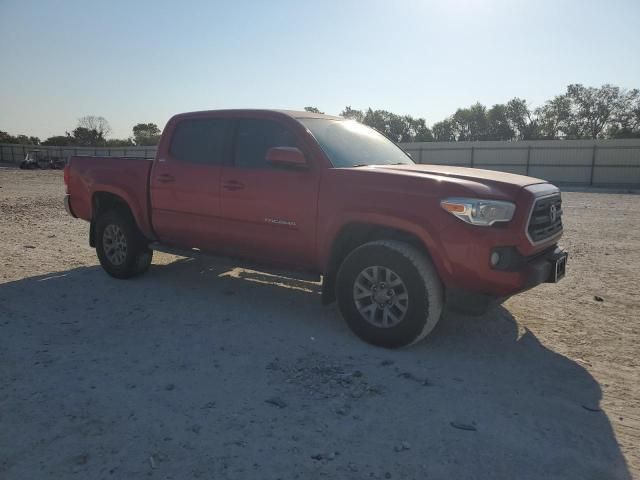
left=148, top=242, right=322, bottom=283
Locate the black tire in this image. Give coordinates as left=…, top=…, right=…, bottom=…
left=336, top=240, right=443, bottom=348
left=95, top=209, right=152, bottom=279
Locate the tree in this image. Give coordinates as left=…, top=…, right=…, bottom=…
left=362, top=108, right=388, bottom=135
left=340, top=106, right=364, bottom=122
left=6, top=84, right=640, bottom=148
left=106, top=138, right=135, bottom=147
left=13, top=134, right=40, bottom=145
left=67, top=116, right=111, bottom=146
left=451, top=103, right=489, bottom=141
left=42, top=135, right=72, bottom=146
left=408, top=116, right=434, bottom=142
left=607, top=88, right=640, bottom=138
left=359, top=109, right=432, bottom=143
left=506, top=98, right=538, bottom=140
left=77, top=116, right=111, bottom=139
left=132, top=123, right=161, bottom=146
left=432, top=119, right=456, bottom=142
left=0, top=131, right=40, bottom=144
left=565, top=84, right=627, bottom=139
left=536, top=94, right=574, bottom=139
left=71, top=127, right=104, bottom=146
left=486, top=104, right=515, bottom=140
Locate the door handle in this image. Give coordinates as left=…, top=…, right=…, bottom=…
left=223, top=180, right=244, bottom=191
left=157, top=174, right=175, bottom=183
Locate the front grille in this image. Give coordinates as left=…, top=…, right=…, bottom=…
left=527, top=194, right=563, bottom=243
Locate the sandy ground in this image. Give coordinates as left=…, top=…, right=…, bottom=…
left=0, top=165, right=638, bottom=479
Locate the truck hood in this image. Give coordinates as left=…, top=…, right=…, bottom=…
left=372, top=164, right=545, bottom=188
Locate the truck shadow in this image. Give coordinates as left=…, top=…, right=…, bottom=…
left=0, top=258, right=630, bottom=479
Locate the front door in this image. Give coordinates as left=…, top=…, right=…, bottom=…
left=219, top=118, right=320, bottom=269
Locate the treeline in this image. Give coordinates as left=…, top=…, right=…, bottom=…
left=0, top=116, right=161, bottom=147
left=309, top=83, right=640, bottom=142
left=2, top=84, right=638, bottom=147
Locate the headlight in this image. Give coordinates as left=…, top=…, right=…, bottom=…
left=440, top=197, right=515, bottom=226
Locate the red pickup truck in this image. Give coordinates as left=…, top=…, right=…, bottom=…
left=64, top=109, right=567, bottom=348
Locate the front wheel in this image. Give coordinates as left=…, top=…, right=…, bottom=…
left=95, top=209, right=152, bottom=279
left=336, top=240, right=443, bottom=348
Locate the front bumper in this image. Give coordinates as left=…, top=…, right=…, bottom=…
left=64, top=194, right=76, bottom=218
left=446, top=246, right=567, bottom=315
left=521, top=246, right=567, bottom=288
left=491, top=245, right=567, bottom=286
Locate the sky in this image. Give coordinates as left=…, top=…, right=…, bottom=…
left=1, top=0, right=639, bottom=140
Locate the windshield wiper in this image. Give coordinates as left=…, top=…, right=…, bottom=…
left=350, top=163, right=406, bottom=167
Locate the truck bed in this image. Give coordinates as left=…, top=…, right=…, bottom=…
left=66, top=156, right=155, bottom=239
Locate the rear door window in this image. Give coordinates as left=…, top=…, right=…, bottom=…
left=169, top=118, right=231, bottom=164
left=233, top=119, right=299, bottom=168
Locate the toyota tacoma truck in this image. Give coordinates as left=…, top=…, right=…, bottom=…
left=64, top=109, right=567, bottom=348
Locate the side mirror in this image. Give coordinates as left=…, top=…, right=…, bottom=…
left=265, top=147, right=307, bottom=168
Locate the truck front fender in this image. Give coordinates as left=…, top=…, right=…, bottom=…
left=318, top=211, right=455, bottom=295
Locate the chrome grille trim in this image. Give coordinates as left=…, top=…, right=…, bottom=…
left=526, top=192, right=563, bottom=246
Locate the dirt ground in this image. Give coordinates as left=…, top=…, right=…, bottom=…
left=1, top=165, right=638, bottom=479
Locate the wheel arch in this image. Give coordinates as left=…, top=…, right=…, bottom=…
left=321, top=221, right=448, bottom=304
left=90, top=191, right=137, bottom=247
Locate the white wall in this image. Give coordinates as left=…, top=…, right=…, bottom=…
left=400, top=139, right=640, bottom=187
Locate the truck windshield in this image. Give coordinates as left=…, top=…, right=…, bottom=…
left=300, top=119, right=414, bottom=168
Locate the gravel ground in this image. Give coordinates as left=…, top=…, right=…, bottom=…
left=1, top=165, right=638, bottom=479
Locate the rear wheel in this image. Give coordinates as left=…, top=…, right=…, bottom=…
left=336, top=240, right=443, bottom=348
left=95, top=209, right=152, bottom=279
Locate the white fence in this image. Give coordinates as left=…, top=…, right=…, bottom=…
left=0, top=144, right=155, bottom=163
left=399, top=139, right=640, bottom=187
left=2, top=139, right=640, bottom=187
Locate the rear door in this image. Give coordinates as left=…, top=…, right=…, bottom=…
left=218, top=117, right=320, bottom=269
left=150, top=117, right=232, bottom=249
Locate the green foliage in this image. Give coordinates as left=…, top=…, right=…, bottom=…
left=340, top=106, right=364, bottom=122
left=338, top=108, right=432, bottom=143
left=106, top=138, right=135, bottom=147
left=71, top=127, right=105, bottom=146
left=410, top=117, right=434, bottom=142
left=132, top=123, right=161, bottom=146
left=0, top=131, right=40, bottom=145
left=566, top=84, right=619, bottom=139
left=434, top=101, right=521, bottom=141
left=452, top=103, right=489, bottom=141
left=338, top=84, right=639, bottom=142
left=41, top=135, right=71, bottom=146
left=407, top=85, right=632, bottom=141
left=432, top=119, right=456, bottom=142
left=3, top=86, right=639, bottom=147
left=606, top=88, right=640, bottom=139
left=506, top=98, right=539, bottom=140
left=77, top=116, right=111, bottom=138
left=4, top=116, right=127, bottom=147
left=533, top=85, right=639, bottom=139
left=609, top=127, right=640, bottom=139
left=487, top=104, right=515, bottom=141
left=536, top=95, right=573, bottom=139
